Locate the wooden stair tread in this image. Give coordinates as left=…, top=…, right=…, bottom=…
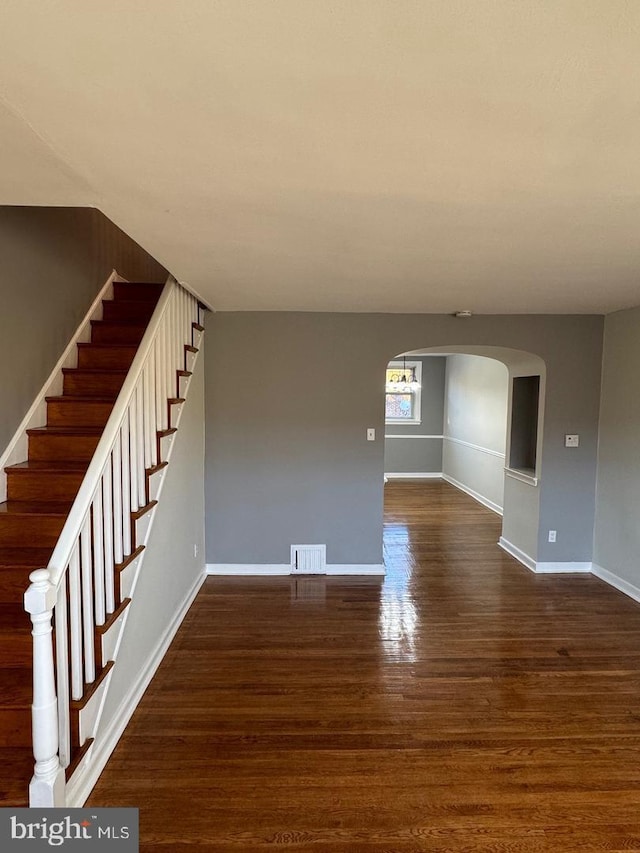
left=146, top=462, right=168, bottom=477
left=0, top=547, right=53, bottom=568
left=0, top=746, right=33, bottom=805
left=62, top=367, right=128, bottom=375
left=28, top=425, right=104, bottom=435
left=91, top=320, right=147, bottom=329
left=45, top=395, right=117, bottom=403
left=0, top=501, right=72, bottom=516
left=115, top=545, right=144, bottom=573
left=76, top=342, right=137, bottom=350
left=177, top=370, right=192, bottom=377
left=5, top=460, right=89, bottom=474
left=0, top=668, right=32, bottom=707
left=97, top=598, right=131, bottom=635
left=131, top=501, right=157, bottom=521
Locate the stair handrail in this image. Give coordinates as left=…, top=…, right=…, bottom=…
left=45, top=278, right=174, bottom=588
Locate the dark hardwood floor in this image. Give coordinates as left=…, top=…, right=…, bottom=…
left=89, top=481, right=640, bottom=851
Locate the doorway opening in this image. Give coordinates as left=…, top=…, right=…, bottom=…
left=382, top=345, right=546, bottom=564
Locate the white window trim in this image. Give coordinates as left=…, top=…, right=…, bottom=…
left=385, top=360, right=422, bottom=425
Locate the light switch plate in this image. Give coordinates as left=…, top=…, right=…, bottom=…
left=367, top=428, right=375, bottom=441
left=565, top=434, right=579, bottom=448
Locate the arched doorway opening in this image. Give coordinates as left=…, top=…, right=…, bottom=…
left=382, top=345, right=546, bottom=561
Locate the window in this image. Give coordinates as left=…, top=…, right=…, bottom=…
left=385, top=360, right=422, bottom=424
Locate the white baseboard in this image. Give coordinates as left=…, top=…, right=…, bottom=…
left=592, top=563, right=640, bottom=604
left=443, top=473, right=503, bottom=516
left=65, top=569, right=206, bottom=807
left=207, top=563, right=385, bottom=576
left=207, top=564, right=291, bottom=576
left=536, top=561, right=592, bottom=574
left=384, top=472, right=443, bottom=479
left=500, top=538, right=594, bottom=575
left=326, top=564, right=385, bottom=575
left=498, top=536, right=536, bottom=572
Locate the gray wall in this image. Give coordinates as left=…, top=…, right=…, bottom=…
left=384, top=356, right=445, bottom=474
left=205, top=312, right=603, bottom=567
left=593, top=306, right=640, bottom=586
left=0, top=206, right=167, bottom=453
left=443, top=354, right=508, bottom=513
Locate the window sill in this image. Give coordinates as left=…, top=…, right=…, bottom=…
left=385, top=420, right=422, bottom=427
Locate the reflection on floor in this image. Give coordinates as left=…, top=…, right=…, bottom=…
left=90, top=480, right=640, bottom=851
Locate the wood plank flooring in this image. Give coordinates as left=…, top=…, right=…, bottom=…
left=88, top=481, right=640, bottom=851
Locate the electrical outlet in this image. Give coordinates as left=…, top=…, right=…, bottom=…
left=548, top=530, right=557, bottom=543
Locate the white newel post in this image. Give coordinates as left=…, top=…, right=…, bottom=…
left=24, top=569, right=66, bottom=806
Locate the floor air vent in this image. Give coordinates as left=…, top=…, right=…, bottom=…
left=291, top=544, right=327, bottom=574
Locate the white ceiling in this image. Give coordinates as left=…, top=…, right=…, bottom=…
left=1, top=1, right=639, bottom=313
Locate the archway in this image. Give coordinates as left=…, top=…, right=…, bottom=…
left=382, top=345, right=546, bottom=563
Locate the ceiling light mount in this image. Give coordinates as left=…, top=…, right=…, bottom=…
left=454, top=310, right=473, bottom=318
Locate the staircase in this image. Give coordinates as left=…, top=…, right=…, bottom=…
left=0, top=279, right=202, bottom=806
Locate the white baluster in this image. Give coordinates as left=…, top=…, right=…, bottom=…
left=142, top=360, right=151, bottom=471
left=121, top=416, right=132, bottom=555
left=148, top=346, right=158, bottom=467
left=129, top=394, right=139, bottom=513
left=55, top=578, right=71, bottom=768
left=136, top=380, right=146, bottom=502
left=103, top=459, right=115, bottom=615
left=68, top=545, right=83, bottom=701
left=180, top=287, right=187, bottom=348
left=112, top=433, right=123, bottom=565
left=92, top=486, right=106, bottom=627
left=24, top=569, right=66, bottom=807
left=163, top=296, right=171, bottom=406
left=172, top=292, right=180, bottom=383
left=80, top=518, right=95, bottom=684
left=156, top=330, right=166, bottom=432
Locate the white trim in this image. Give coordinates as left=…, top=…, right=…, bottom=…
left=443, top=473, right=503, bottom=516
left=592, top=563, right=640, bottom=604
left=0, top=269, right=123, bottom=501
left=443, top=435, right=505, bottom=459
left=207, top=564, right=291, bottom=576
left=326, top=564, right=385, bottom=575
left=385, top=434, right=443, bottom=439
left=504, top=467, right=539, bottom=487
left=385, top=472, right=443, bottom=479
left=207, top=563, right=386, bottom=576
left=498, top=536, right=536, bottom=572
left=65, top=569, right=206, bottom=807
left=498, top=538, right=592, bottom=575
left=535, top=562, right=592, bottom=574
